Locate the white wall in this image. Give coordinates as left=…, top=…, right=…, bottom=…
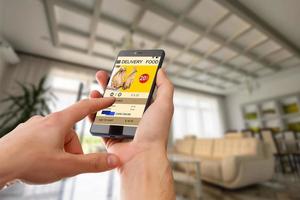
left=0, top=30, right=7, bottom=83
left=0, top=0, right=6, bottom=82
left=0, top=34, right=8, bottom=86
left=0, top=0, right=3, bottom=34
left=0, top=53, right=6, bottom=79
left=225, top=66, right=300, bottom=130
left=0, top=52, right=7, bottom=112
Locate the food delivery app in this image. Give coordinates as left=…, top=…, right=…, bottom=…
left=94, top=56, right=160, bottom=127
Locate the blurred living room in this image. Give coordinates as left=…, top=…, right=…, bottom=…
left=1, top=0, right=300, bottom=199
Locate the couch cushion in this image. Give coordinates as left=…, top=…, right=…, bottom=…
left=174, top=138, right=195, bottom=155
left=221, top=156, right=239, bottom=183
left=224, top=133, right=246, bottom=139
left=193, top=139, right=214, bottom=158
left=174, top=138, right=196, bottom=172
left=212, top=138, right=261, bottom=159
left=201, top=159, right=223, bottom=181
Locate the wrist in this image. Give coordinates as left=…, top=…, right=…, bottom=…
left=0, top=137, right=27, bottom=186
left=119, top=145, right=168, bottom=173
left=119, top=146, right=175, bottom=200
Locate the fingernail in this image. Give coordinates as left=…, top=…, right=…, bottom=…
left=107, top=154, right=119, bottom=168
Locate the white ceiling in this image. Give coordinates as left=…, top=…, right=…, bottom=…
left=239, top=0, right=300, bottom=49
left=1, top=0, right=300, bottom=95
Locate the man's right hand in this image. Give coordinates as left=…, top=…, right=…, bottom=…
left=89, top=69, right=175, bottom=200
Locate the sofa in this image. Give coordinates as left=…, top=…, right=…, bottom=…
left=173, top=137, right=274, bottom=189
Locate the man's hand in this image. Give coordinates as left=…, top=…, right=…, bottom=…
left=0, top=97, right=120, bottom=187
left=89, top=69, right=175, bottom=200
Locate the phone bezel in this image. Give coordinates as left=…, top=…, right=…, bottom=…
left=90, top=49, right=165, bottom=139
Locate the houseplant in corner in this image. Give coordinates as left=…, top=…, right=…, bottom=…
left=0, top=77, right=56, bottom=138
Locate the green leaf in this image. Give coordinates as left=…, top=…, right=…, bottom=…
left=0, top=76, right=57, bottom=138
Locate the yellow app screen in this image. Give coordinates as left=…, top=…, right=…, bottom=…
left=94, top=56, right=160, bottom=127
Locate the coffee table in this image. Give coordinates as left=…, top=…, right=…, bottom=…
left=168, top=154, right=202, bottom=199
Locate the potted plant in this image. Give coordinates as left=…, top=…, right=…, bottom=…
left=0, top=77, right=56, bottom=137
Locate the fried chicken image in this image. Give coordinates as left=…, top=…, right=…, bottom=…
left=111, top=67, right=126, bottom=89
left=123, top=67, right=137, bottom=90
left=109, top=67, right=137, bottom=90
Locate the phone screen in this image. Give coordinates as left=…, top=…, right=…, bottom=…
left=93, top=55, right=161, bottom=128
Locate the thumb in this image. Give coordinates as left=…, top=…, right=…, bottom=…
left=57, top=153, right=120, bottom=177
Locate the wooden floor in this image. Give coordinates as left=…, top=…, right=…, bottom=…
left=176, top=173, right=300, bottom=200
left=1, top=172, right=300, bottom=200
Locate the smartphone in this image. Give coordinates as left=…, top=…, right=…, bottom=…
left=90, top=49, right=165, bottom=139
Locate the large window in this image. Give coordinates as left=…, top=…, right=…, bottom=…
left=172, top=90, right=224, bottom=140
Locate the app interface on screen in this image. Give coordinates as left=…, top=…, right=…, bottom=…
left=94, top=56, right=160, bottom=127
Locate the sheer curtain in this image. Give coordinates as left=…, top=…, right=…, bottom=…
left=172, top=89, right=224, bottom=140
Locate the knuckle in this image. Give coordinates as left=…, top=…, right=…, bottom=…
left=168, top=81, right=174, bottom=92
left=91, top=155, right=103, bottom=171
left=168, top=80, right=174, bottom=88
left=48, top=112, right=63, bottom=123
left=86, top=104, right=94, bottom=114
left=30, top=115, right=43, bottom=121
left=79, top=99, right=93, bottom=113
left=16, top=122, right=25, bottom=128
left=79, top=99, right=90, bottom=105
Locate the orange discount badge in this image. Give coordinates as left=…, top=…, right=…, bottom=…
left=139, top=74, right=149, bottom=83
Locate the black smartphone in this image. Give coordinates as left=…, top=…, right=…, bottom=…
left=90, top=49, right=165, bottom=139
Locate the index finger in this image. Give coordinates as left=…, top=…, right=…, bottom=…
left=58, top=97, right=115, bottom=127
